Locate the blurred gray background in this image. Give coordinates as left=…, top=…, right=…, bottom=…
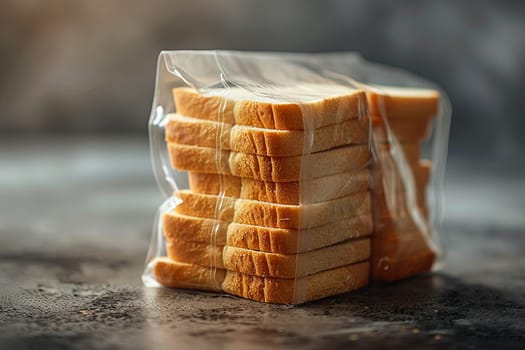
left=1, top=0, right=524, bottom=165
left=1, top=3, right=525, bottom=347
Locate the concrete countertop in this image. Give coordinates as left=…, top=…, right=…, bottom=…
left=0, top=137, right=523, bottom=349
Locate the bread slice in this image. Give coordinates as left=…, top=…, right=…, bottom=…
left=366, top=86, right=440, bottom=120
left=183, top=143, right=422, bottom=205
left=372, top=116, right=433, bottom=142
left=371, top=226, right=436, bottom=282
left=163, top=211, right=228, bottom=245
left=187, top=169, right=370, bottom=205
left=167, top=143, right=370, bottom=182
left=165, top=238, right=369, bottom=279
left=165, top=113, right=369, bottom=157
left=152, top=257, right=224, bottom=291
left=172, top=88, right=237, bottom=124
left=371, top=250, right=435, bottom=282
left=153, top=257, right=370, bottom=304
left=174, top=190, right=371, bottom=229
left=373, top=185, right=427, bottom=220
left=166, top=239, right=225, bottom=268
left=375, top=142, right=421, bottom=165
left=186, top=151, right=425, bottom=204
left=163, top=211, right=373, bottom=254
left=375, top=210, right=430, bottom=233
left=372, top=229, right=434, bottom=257
left=222, top=238, right=370, bottom=278
left=372, top=159, right=431, bottom=194
left=173, top=86, right=367, bottom=130
left=223, top=261, right=370, bottom=304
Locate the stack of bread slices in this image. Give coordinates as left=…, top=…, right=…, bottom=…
left=153, top=86, right=375, bottom=304
left=367, top=87, right=440, bottom=281
left=152, top=85, right=440, bottom=304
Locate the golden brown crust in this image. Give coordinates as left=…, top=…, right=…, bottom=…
left=168, top=143, right=370, bottom=182
left=374, top=210, right=430, bottom=233
left=372, top=229, right=435, bottom=257
left=172, top=88, right=236, bottom=123
left=173, top=87, right=368, bottom=130
left=371, top=160, right=431, bottom=194
left=166, top=240, right=225, bottom=268
left=162, top=211, right=229, bottom=245
left=188, top=172, right=242, bottom=197
left=165, top=114, right=232, bottom=150
left=371, top=159, right=430, bottom=223
left=367, top=89, right=440, bottom=120
left=165, top=114, right=369, bottom=157
left=371, top=214, right=436, bottom=282
left=372, top=185, right=427, bottom=219
left=163, top=211, right=373, bottom=254
left=223, top=261, right=370, bottom=304
left=371, top=251, right=435, bottom=282
left=375, top=143, right=421, bottom=165
left=163, top=238, right=369, bottom=279
left=227, top=215, right=373, bottom=254
left=187, top=170, right=370, bottom=205
left=233, top=91, right=367, bottom=130
left=152, top=257, right=225, bottom=291
left=174, top=190, right=371, bottom=229
left=372, top=116, right=433, bottom=142
left=168, top=143, right=231, bottom=174
left=153, top=258, right=370, bottom=304
left=222, top=238, right=370, bottom=278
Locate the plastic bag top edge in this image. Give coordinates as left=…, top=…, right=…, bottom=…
left=158, top=51, right=450, bottom=113
left=172, top=84, right=367, bottom=104
left=159, top=49, right=363, bottom=59
left=160, top=51, right=367, bottom=102
left=159, top=50, right=446, bottom=85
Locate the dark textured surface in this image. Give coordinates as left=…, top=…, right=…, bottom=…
left=1, top=137, right=524, bottom=349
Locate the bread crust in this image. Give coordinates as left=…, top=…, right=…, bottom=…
left=172, top=87, right=368, bottom=130
left=372, top=159, right=431, bottom=194
left=172, top=87, right=236, bottom=123
left=222, top=238, right=370, bottom=278
left=166, top=239, right=225, bottom=268
left=223, top=261, right=370, bottom=304
left=372, top=229, right=435, bottom=257
left=187, top=170, right=370, bottom=205
left=164, top=237, right=369, bottom=279
left=153, top=257, right=370, bottom=304
left=152, top=257, right=225, bottom=291
left=163, top=211, right=373, bottom=254
left=367, top=88, right=440, bottom=120
left=371, top=251, right=435, bottom=282
left=372, top=116, right=433, bottom=142
left=165, top=113, right=369, bottom=157
left=174, top=190, right=371, bottom=229
left=168, top=143, right=370, bottom=182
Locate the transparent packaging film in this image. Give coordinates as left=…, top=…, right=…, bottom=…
left=143, top=51, right=451, bottom=304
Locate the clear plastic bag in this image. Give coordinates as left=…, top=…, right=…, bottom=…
left=142, top=51, right=451, bottom=304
